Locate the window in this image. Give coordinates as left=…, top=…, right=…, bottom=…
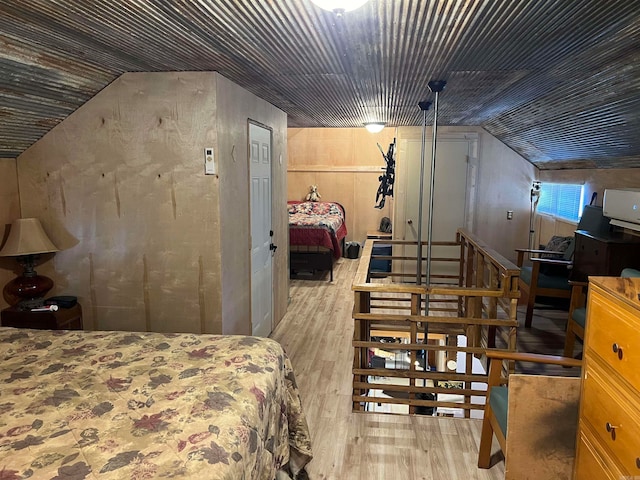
left=538, top=183, right=584, bottom=222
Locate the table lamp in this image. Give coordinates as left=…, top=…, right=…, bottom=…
left=0, top=218, right=59, bottom=309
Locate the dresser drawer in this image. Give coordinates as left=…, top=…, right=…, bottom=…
left=586, top=288, right=640, bottom=392
left=574, top=426, right=626, bottom=480
left=581, top=361, right=640, bottom=475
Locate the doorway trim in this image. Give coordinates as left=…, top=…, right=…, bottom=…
left=248, top=119, right=274, bottom=337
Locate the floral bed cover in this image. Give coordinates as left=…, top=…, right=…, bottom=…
left=0, top=328, right=312, bottom=479
left=288, top=201, right=347, bottom=258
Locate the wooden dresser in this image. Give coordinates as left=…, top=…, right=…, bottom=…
left=574, top=276, right=640, bottom=479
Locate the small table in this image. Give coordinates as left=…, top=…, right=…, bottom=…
left=1, top=303, right=83, bottom=330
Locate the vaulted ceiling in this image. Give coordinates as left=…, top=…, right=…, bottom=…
left=1, top=0, right=639, bottom=170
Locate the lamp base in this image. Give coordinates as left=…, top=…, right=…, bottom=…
left=15, top=297, right=47, bottom=311
left=3, top=274, right=54, bottom=307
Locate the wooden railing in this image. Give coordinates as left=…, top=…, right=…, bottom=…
left=352, top=228, right=520, bottom=417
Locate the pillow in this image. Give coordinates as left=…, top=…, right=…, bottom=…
left=540, top=235, right=574, bottom=261
left=539, top=235, right=574, bottom=276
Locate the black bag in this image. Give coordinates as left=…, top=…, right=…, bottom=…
left=379, top=217, right=392, bottom=233
left=415, top=392, right=435, bottom=416
left=345, top=242, right=361, bottom=259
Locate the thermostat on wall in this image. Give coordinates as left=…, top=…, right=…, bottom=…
left=204, top=147, right=216, bottom=175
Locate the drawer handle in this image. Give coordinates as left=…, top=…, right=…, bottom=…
left=612, top=343, right=624, bottom=360
left=606, top=422, right=618, bottom=440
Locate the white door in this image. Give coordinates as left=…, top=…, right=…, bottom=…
left=398, top=136, right=472, bottom=282
left=249, top=123, right=273, bottom=337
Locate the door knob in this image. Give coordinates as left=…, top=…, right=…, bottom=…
left=407, top=219, right=413, bottom=225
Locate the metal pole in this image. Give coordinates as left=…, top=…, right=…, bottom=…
left=416, top=101, right=431, bottom=286
left=418, top=81, right=446, bottom=381
left=425, top=80, right=446, bottom=315
left=529, top=181, right=540, bottom=251
left=416, top=100, right=431, bottom=384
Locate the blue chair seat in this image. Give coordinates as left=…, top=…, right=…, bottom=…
left=572, top=307, right=587, bottom=329
left=565, top=267, right=640, bottom=358
left=520, top=266, right=571, bottom=291
left=621, top=268, right=640, bottom=278
left=488, top=386, right=509, bottom=439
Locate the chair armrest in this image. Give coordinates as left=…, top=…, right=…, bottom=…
left=530, top=257, right=572, bottom=266
left=515, top=248, right=564, bottom=256
left=486, top=350, right=582, bottom=368
left=515, top=248, right=567, bottom=268
left=569, top=281, right=589, bottom=312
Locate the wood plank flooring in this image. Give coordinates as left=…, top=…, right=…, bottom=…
left=271, top=258, right=505, bottom=479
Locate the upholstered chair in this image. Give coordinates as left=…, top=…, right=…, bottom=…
left=478, top=350, right=582, bottom=478
left=516, top=235, right=574, bottom=328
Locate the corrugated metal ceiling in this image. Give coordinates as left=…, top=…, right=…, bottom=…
left=1, top=0, right=639, bottom=169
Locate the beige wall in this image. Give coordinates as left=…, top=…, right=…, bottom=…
left=15, top=72, right=288, bottom=335
left=475, top=129, right=537, bottom=262
left=0, top=158, right=20, bottom=309
left=215, top=75, right=288, bottom=334
left=288, top=127, right=396, bottom=243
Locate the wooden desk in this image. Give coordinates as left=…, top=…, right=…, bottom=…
left=1, top=303, right=83, bottom=330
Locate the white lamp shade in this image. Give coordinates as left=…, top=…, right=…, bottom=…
left=0, top=218, right=59, bottom=256
left=364, top=122, right=386, bottom=133
left=310, top=0, right=369, bottom=13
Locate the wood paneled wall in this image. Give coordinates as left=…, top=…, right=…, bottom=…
left=0, top=158, right=20, bottom=309
left=16, top=72, right=288, bottom=335
left=288, top=126, right=538, bottom=261
left=288, top=127, right=396, bottom=243
left=215, top=75, right=288, bottom=334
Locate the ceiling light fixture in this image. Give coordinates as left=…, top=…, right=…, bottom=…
left=364, top=122, right=386, bottom=133
left=310, top=0, right=369, bottom=16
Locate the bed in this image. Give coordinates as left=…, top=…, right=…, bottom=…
left=0, top=327, right=312, bottom=479
left=288, top=201, right=347, bottom=281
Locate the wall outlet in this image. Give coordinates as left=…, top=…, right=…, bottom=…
left=507, top=210, right=514, bottom=220
left=204, top=147, right=216, bottom=175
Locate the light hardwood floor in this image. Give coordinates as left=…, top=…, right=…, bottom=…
left=271, top=257, right=505, bottom=479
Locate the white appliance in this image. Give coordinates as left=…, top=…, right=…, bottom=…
left=603, top=188, right=640, bottom=232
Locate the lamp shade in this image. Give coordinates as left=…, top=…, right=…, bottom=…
left=0, top=218, right=59, bottom=257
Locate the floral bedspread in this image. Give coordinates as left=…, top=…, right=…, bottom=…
left=0, top=328, right=312, bottom=480
left=288, top=201, right=347, bottom=258
left=287, top=202, right=344, bottom=233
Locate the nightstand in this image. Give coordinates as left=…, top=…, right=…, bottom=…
left=1, top=303, right=83, bottom=330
